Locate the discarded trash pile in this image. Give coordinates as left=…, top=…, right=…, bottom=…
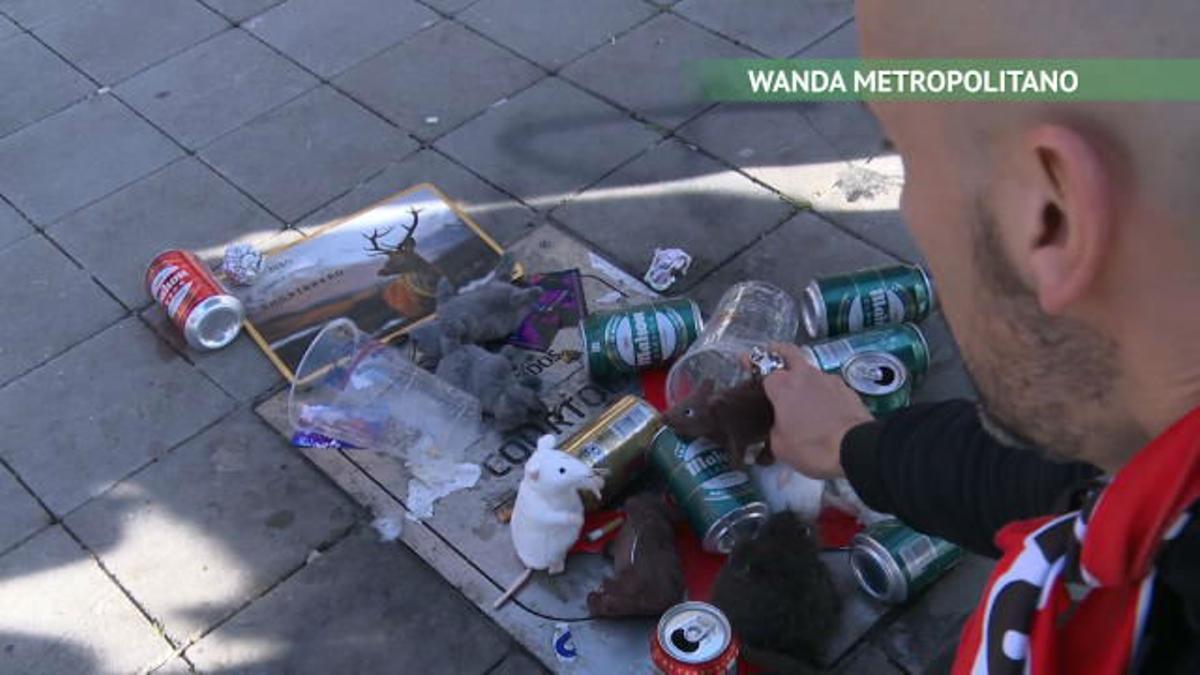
left=146, top=184, right=963, bottom=672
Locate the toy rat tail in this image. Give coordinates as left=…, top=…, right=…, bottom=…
left=493, top=568, right=533, bottom=609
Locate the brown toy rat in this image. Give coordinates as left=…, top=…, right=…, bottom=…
left=586, top=492, right=684, bottom=617
left=663, top=378, right=775, bottom=467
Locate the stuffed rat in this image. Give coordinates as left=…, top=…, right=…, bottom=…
left=664, top=378, right=775, bottom=467
left=495, top=435, right=605, bottom=608
left=411, top=254, right=542, bottom=366
left=587, top=492, right=684, bottom=618
left=711, top=511, right=841, bottom=670
left=750, top=463, right=825, bottom=522
left=435, top=344, right=547, bottom=431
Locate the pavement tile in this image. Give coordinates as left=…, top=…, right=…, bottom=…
left=436, top=77, right=660, bottom=209
left=0, top=464, right=48, bottom=554
left=674, top=0, right=852, bottom=57
left=0, top=12, right=16, bottom=38
left=553, top=139, right=792, bottom=287
left=874, top=553, right=993, bottom=673
left=65, top=410, right=358, bottom=642
left=421, top=0, right=481, bottom=13
left=186, top=527, right=512, bottom=674
left=560, top=13, right=754, bottom=129
left=0, top=33, right=92, bottom=139
left=0, top=235, right=124, bottom=385
left=834, top=644, right=903, bottom=675
left=49, top=158, right=287, bottom=305
left=50, top=158, right=283, bottom=307
left=687, top=210, right=896, bottom=313
left=141, top=308, right=287, bottom=403
left=0, top=95, right=182, bottom=225
left=0, top=526, right=169, bottom=674
left=910, top=311, right=978, bottom=404
left=0, top=0, right=91, bottom=29
left=336, top=21, right=543, bottom=141
left=297, top=149, right=538, bottom=246
left=34, top=0, right=227, bottom=84
left=795, top=15, right=858, bottom=58
left=0, top=198, right=32, bottom=251
left=458, top=0, right=654, bottom=70
left=117, top=29, right=317, bottom=150
left=0, top=318, right=234, bottom=516
left=489, top=648, right=548, bottom=674
left=244, top=0, right=440, bottom=78
left=200, top=86, right=418, bottom=223
left=202, top=0, right=283, bottom=22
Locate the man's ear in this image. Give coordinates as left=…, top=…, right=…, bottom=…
left=1022, top=124, right=1114, bottom=314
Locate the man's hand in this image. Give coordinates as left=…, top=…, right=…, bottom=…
left=762, top=342, right=874, bottom=480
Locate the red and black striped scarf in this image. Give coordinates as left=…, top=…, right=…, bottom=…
left=953, top=406, right=1200, bottom=674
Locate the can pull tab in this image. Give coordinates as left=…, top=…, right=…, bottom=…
left=670, top=616, right=717, bottom=653
left=846, top=362, right=897, bottom=386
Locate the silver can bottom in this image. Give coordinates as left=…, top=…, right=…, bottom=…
left=703, top=501, right=769, bottom=554
left=849, top=534, right=908, bottom=603
left=185, top=294, right=245, bottom=350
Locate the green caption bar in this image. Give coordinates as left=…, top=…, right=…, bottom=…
left=700, top=59, right=1200, bottom=101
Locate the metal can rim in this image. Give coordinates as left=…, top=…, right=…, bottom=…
left=841, top=351, right=909, bottom=396
left=801, top=279, right=827, bottom=339
left=703, top=500, right=769, bottom=554
left=849, top=532, right=908, bottom=603
left=917, top=265, right=937, bottom=312
left=655, top=601, right=734, bottom=665
left=184, top=294, right=245, bottom=350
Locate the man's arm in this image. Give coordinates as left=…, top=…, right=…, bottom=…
left=839, top=400, right=1099, bottom=557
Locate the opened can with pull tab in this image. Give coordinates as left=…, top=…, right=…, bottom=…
left=651, top=601, right=739, bottom=674
left=840, top=351, right=912, bottom=417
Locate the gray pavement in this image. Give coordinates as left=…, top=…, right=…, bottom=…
left=0, top=1, right=982, bottom=672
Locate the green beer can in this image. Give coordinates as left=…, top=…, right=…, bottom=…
left=849, top=519, right=963, bottom=603
left=649, top=429, right=768, bottom=554
left=580, top=298, right=703, bottom=379
left=840, top=351, right=912, bottom=418
left=803, top=264, right=935, bottom=339
left=800, top=322, right=931, bottom=385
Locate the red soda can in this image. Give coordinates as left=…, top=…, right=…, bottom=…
left=146, top=250, right=245, bottom=350
left=651, top=602, right=740, bottom=674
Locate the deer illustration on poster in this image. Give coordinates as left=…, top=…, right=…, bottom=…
left=362, top=207, right=445, bottom=317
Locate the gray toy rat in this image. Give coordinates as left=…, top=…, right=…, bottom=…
left=434, top=344, right=547, bottom=431
left=411, top=254, right=543, bottom=366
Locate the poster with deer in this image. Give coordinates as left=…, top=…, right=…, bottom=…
left=236, top=183, right=504, bottom=379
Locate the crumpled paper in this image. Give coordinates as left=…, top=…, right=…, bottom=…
left=404, top=454, right=482, bottom=520
left=643, top=248, right=692, bottom=292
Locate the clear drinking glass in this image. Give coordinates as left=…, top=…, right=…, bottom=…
left=666, top=281, right=799, bottom=405
left=288, top=318, right=483, bottom=457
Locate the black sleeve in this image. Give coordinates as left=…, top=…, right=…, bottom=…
left=839, top=399, right=1100, bottom=557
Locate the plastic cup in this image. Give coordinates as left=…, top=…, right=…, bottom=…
left=288, top=318, right=482, bottom=457
left=666, top=281, right=799, bottom=405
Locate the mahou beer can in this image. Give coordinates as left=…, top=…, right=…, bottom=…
left=651, top=602, right=739, bottom=674
left=146, top=250, right=245, bottom=350
left=840, top=351, right=912, bottom=418
left=803, top=264, right=935, bottom=338
left=650, top=429, right=768, bottom=554
left=849, top=519, right=963, bottom=603
left=580, top=299, right=703, bottom=379
left=800, top=322, right=930, bottom=385
left=559, top=395, right=664, bottom=509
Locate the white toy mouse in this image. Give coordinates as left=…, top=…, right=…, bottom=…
left=749, top=462, right=825, bottom=522
left=494, top=435, right=604, bottom=608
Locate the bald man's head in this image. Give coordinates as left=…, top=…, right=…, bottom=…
left=855, top=0, right=1200, bottom=469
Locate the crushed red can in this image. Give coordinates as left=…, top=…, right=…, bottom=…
left=146, top=249, right=245, bottom=350
left=651, top=602, right=739, bottom=674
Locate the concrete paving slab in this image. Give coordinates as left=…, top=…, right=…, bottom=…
left=561, top=12, right=754, bottom=130
left=552, top=138, right=793, bottom=289
left=295, top=149, right=538, bottom=246
left=458, top=0, right=654, bottom=70
left=185, top=527, right=512, bottom=674
left=794, top=15, right=858, bottom=58
left=0, top=464, right=48, bottom=554
left=33, top=0, right=227, bottom=85
left=337, top=21, right=543, bottom=141
left=0, top=235, right=124, bottom=385
left=117, top=29, right=317, bottom=150
left=675, top=0, right=853, bottom=58
left=50, top=158, right=284, bottom=308
left=0, top=318, right=234, bottom=516
left=422, top=0, right=481, bottom=14
left=0, top=95, right=182, bottom=225
left=202, top=0, right=283, bottom=22
left=0, top=198, right=32, bottom=252
left=0, top=0, right=93, bottom=29
left=686, top=210, right=896, bottom=313
left=200, top=86, right=418, bottom=223
left=489, top=648, right=548, bottom=675
left=435, top=77, right=660, bottom=210
left=908, top=311, right=977, bottom=404
left=0, top=12, right=17, bottom=38
left=141, top=313, right=284, bottom=403
left=244, top=0, right=439, bottom=78
left=834, top=643, right=904, bottom=675
left=65, top=409, right=358, bottom=642
left=0, top=33, right=93, bottom=139
left=873, top=553, right=993, bottom=673
left=0, top=526, right=171, bottom=674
